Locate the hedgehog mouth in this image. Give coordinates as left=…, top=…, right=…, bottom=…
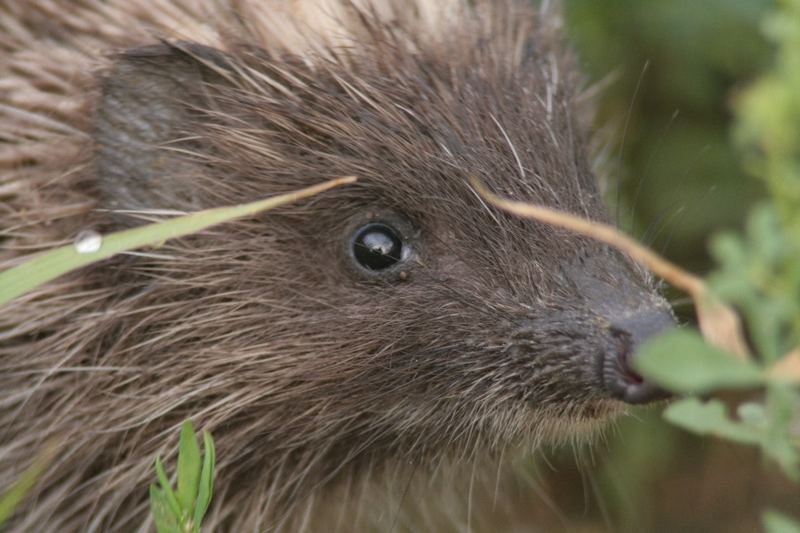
left=601, top=348, right=669, bottom=404
left=599, top=322, right=672, bottom=405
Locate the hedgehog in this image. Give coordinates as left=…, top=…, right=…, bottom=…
left=0, top=1, right=674, bottom=530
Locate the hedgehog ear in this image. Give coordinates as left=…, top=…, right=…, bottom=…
left=94, top=42, right=231, bottom=216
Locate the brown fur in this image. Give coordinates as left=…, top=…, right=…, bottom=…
left=1, top=1, right=670, bottom=531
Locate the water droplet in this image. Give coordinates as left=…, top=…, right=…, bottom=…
left=74, top=230, right=103, bottom=254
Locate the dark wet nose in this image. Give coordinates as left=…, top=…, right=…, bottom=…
left=603, top=309, right=675, bottom=404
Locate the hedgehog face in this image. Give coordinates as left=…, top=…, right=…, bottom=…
left=93, top=39, right=672, bottom=462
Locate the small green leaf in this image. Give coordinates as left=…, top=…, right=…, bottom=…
left=177, top=421, right=201, bottom=520
left=761, top=385, right=800, bottom=480
left=763, top=509, right=800, bottom=533
left=150, top=485, right=180, bottom=533
left=151, top=423, right=217, bottom=533
left=664, top=398, right=761, bottom=445
left=155, top=456, right=182, bottom=519
left=635, top=330, right=763, bottom=394
left=761, top=435, right=800, bottom=482
left=193, top=431, right=216, bottom=532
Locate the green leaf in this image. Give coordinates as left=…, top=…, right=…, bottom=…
left=634, top=330, right=763, bottom=394
left=0, top=176, right=356, bottom=307
left=151, top=423, right=217, bottom=533
left=763, top=510, right=800, bottom=533
left=150, top=485, right=181, bottom=533
left=155, top=456, right=182, bottom=519
left=667, top=394, right=800, bottom=480
left=761, top=385, right=800, bottom=480
left=664, top=398, right=761, bottom=445
left=193, top=431, right=216, bottom=532
left=177, top=421, right=201, bottom=521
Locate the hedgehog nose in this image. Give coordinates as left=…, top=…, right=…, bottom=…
left=603, top=309, right=674, bottom=404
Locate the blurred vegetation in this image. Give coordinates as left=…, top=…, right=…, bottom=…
left=150, top=421, right=215, bottom=533
left=566, top=0, right=771, bottom=273
left=517, top=1, right=800, bottom=532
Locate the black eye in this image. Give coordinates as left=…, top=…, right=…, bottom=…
left=352, top=223, right=405, bottom=271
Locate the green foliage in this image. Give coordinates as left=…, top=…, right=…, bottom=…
left=565, top=0, right=770, bottom=271
left=711, top=206, right=800, bottom=361
left=664, top=398, right=760, bottom=445
left=724, top=0, right=800, bottom=360
left=558, top=2, right=800, bottom=530
left=633, top=0, right=800, bottom=527
left=150, top=421, right=216, bottom=533
left=635, top=330, right=763, bottom=394
left=735, top=0, right=800, bottom=226
left=637, top=330, right=799, bottom=481
left=665, top=394, right=798, bottom=479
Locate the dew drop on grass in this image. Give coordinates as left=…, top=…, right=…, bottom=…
left=74, top=230, right=103, bottom=254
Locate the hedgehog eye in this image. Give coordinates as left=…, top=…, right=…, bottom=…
left=351, top=223, right=405, bottom=271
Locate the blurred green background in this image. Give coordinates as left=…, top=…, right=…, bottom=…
left=567, top=0, right=768, bottom=272
left=520, top=1, right=797, bottom=532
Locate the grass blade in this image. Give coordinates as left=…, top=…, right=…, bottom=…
left=193, top=431, right=216, bottom=531
left=150, top=485, right=180, bottom=533
left=155, top=456, right=182, bottom=519
left=0, top=176, right=356, bottom=306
